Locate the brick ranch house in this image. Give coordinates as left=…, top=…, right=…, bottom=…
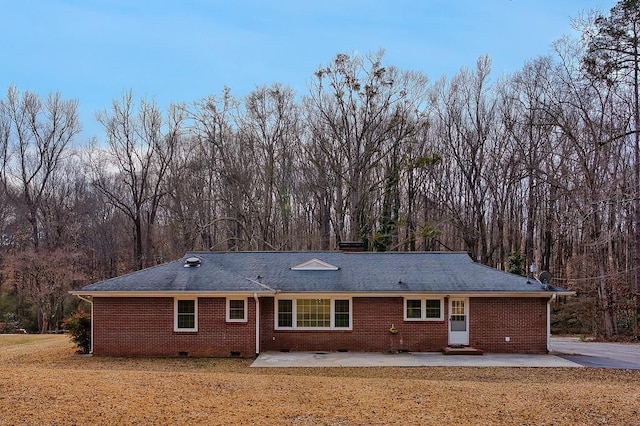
left=70, top=251, right=572, bottom=357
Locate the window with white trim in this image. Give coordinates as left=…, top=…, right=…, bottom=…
left=278, top=299, right=293, bottom=327
left=175, top=298, right=198, bottom=331
left=406, top=299, right=422, bottom=319
left=275, top=298, right=351, bottom=330
left=404, top=298, right=444, bottom=321
left=226, top=298, right=247, bottom=322
left=334, top=299, right=350, bottom=328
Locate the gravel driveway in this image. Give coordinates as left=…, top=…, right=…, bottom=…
left=550, top=336, right=640, bottom=369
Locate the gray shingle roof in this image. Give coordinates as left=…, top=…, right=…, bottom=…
left=75, top=252, right=568, bottom=295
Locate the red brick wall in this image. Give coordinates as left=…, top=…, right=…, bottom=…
left=260, top=297, right=448, bottom=353
left=469, top=297, right=548, bottom=354
left=91, top=296, right=549, bottom=357
left=92, top=297, right=256, bottom=357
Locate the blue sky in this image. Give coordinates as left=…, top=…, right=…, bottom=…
left=1, top=0, right=617, bottom=140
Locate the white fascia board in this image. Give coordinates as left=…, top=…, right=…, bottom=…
left=70, top=290, right=574, bottom=298
left=408, top=291, right=575, bottom=298
left=271, top=291, right=574, bottom=298
left=69, top=290, right=274, bottom=298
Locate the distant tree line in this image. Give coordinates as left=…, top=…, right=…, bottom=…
left=0, top=1, right=639, bottom=339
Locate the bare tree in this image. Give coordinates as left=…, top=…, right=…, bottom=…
left=428, top=56, right=498, bottom=262
left=0, top=85, right=80, bottom=251
left=93, top=91, right=183, bottom=269
left=500, top=57, right=560, bottom=275
left=185, top=88, right=257, bottom=251
left=582, top=0, right=640, bottom=337
left=545, top=36, right=631, bottom=338
left=239, top=84, right=300, bottom=249
left=305, top=50, right=429, bottom=249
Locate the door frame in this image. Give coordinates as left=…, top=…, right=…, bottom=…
left=448, top=297, right=469, bottom=346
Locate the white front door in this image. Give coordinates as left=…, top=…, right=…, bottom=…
left=448, top=298, right=469, bottom=346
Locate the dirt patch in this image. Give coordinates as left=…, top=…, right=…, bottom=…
left=1, top=335, right=639, bottom=425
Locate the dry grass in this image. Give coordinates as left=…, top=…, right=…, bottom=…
left=0, top=335, right=639, bottom=425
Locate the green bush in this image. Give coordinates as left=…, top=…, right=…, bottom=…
left=507, top=250, right=525, bottom=276
left=62, top=311, right=91, bottom=354
left=1, top=313, right=19, bottom=333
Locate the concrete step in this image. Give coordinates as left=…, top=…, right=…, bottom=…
left=442, top=346, right=484, bottom=355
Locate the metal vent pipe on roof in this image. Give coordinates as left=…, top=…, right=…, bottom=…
left=184, top=257, right=202, bottom=267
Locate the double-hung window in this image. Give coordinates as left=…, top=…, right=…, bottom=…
left=175, top=298, right=198, bottom=331
left=334, top=299, right=350, bottom=328
left=278, top=299, right=293, bottom=327
left=226, top=298, right=247, bottom=322
left=275, top=298, right=351, bottom=330
left=404, top=298, right=444, bottom=321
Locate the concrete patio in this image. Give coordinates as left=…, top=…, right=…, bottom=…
left=251, top=350, right=583, bottom=368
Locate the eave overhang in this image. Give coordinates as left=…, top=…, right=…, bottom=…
left=69, top=290, right=276, bottom=298
left=269, top=291, right=575, bottom=298
left=70, top=290, right=575, bottom=298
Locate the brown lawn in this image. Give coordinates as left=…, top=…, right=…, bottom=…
left=0, top=335, right=638, bottom=425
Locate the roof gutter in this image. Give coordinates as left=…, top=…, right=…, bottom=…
left=69, top=289, right=575, bottom=299
left=68, top=290, right=274, bottom=298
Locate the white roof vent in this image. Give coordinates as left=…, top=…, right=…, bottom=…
left=184, top=257, right=202, bottom=268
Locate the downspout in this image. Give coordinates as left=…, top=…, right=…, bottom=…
left=547, top=294, right=557, bottom=353
left=254, top=292, right=260, bottom=356
left=240, top=274, right=274, bottom=357
left=76, top=295, right=94, bottom=355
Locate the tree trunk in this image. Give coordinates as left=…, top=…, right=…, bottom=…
left=634, top=45, right=640, bottom=339
left=525, top=173, right=536, bottom=278
left=134, top=214, right=143, bottom=270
